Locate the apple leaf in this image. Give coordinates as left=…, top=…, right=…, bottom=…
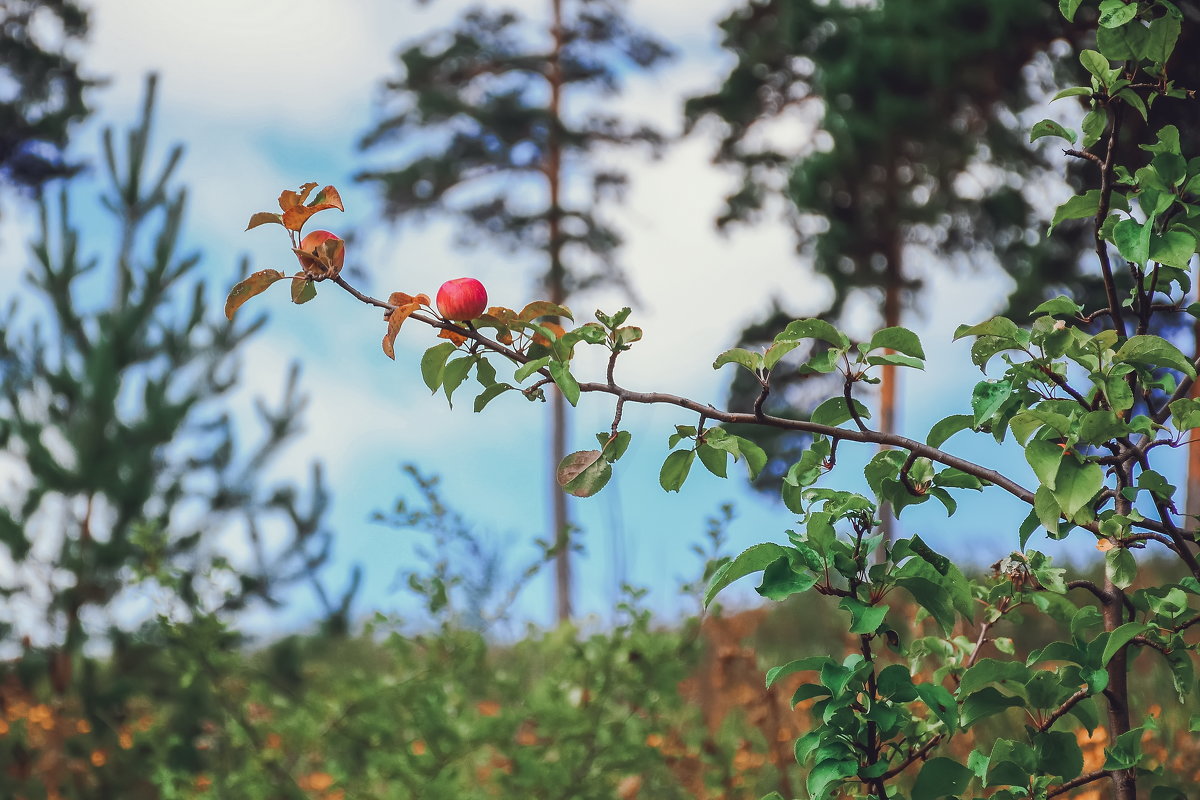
left=519, top=301, right=574, bottom=322
left=224, top=269, right=288, bottom=320
left=278, top=182, right=318, bottom=211
left=382, top=293, right=429, bottom=360
left=557, top=450, right=612, bottom=497
left=291, top=277, right=316, bottom=305
left=246, top=211, right=284, bottom=230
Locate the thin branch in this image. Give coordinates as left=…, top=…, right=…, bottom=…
left=844, top=375, right=868, bottom=432
left=326, top=275, right=1186, bottom=545
left=1048, top=769, right=1111, bottom=798
left=1040, top=688, right=1089, bottom=733
left=879, top=735, right=943, bottom=780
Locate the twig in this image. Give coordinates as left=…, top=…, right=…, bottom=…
left=1048, top=769, right=1111, bottom=798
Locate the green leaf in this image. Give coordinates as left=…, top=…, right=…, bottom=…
left=1097, top=0, right=1138, bottom=27
left=1105, top=547, right=1138, bottom=590
left=1102, top=621, right=1152, bottom=665
left=1036, top=730, right=1084, bottom=779
left=1080, top=49, right=1114, bottom=84
left=765, top=656, right=832, bottom=689
left=962, top=687, right=1025, bottom=728
left=556, top=450, right=612, bottom=497
left=915, top=682, right=958, bottom=734
left=867, top=326, right=925, bottom=358
left=1078, top=410, right=1131, bottom=444
left=548, top=361, right=580, bottom=406
left=1150, top=230, right=1197, bottom=268
left=420, top=342, right=457, bottom=393
left=1032, top=295, right=1084, bottom=316
left=807, top=758, right=858, bottom=800
left=960, top=659, right=1032, bottom=696
left=1030, top=119, right=1076, bottom=144
left=1081, top=109, right=1107, bottom=148
left=954, top=316, right=1021, bottom=342
left=1051, top=86, right=1093, bottom=101
left=290, top=277, right=316, bottom=304
left=762, top=339, right=799, bottom=370
left=713, top=347, right=762, bottom=373
left=1146, top=15, right=1182, bottom=63
left=704, top=543, right=790, bottom=607
left=877, top=664, right=918, bottom=701
left=473, top=382, right=512, bottom=412
left=1052, top=460, right=1103, bottom=521
left=1025, top=439, right=1066, bottom=490
left=441, top=356, right=474, bottom=407
left=734, top=436, right=768, bottom=479
left=696, top=443, right=728, bottom=478
left=811, top=396, right=871, bottom=427
left=971, top=380, right=1012, bottom=426
left=1059, top=0, right=1083, bottom=20
left=912, top=757, right=974, bottom=800
left=1115, top=335, right=1197, bottom=378
left=1050, top=193, right=1102, bottom=234
left=1103, top=726, right=1145, bottom=770
left=659, top=449, right=695, bottom=493
left=514, top=356, right=551, bottom=383
left=1114, top=217, right=1153, bottom=265
left=776, top=318, right=849, bottom=348
left=986, top=739, right=1036, bottom=787
left=866, top=351, right=925, bottom=369
left=1097, top=21, right=1150, bottom=59
left=927, top=414, right=973, bottom=448
left=757, top=556, right=818, bottom=601
left=597, top=430, right=632, bottom=462
left=839, top=597, right=888, bottom=634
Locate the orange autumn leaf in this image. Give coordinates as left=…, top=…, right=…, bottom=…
left=476, top=700, right=501, bottom=717
left=246, top=211, right=283, bottom=230
left=382, top=292, right=430, bottom=359
left=438, top=328, right=468, bottom=346
left=225, top=269, right=289, bottom=320
left=278, top=182, right=318, bottom=211
left=280, top=184, right=344, bottom=232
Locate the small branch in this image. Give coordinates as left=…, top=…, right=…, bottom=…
left=898, top=451, right=922, bottom=497
left=879, top=735, right=943, bottom=780
left=1064, top=148, right=1104, bottom=167
left=1129, top=635, right=1170, bottom=655
left=1048, top=769, right=1111, bottom=798
left=844, top=375, right=868, bottom=432
left=1067, top=580, right=1112, bottom=603
left=754, top=375, right=770, bottom=420
left=1040, top=688, right=1089, bottom=733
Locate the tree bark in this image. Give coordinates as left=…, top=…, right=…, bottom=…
left=547, top=0, right=572, bottom=623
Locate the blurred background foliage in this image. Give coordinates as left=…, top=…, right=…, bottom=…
left=0, top=0, right=1198, bottom=797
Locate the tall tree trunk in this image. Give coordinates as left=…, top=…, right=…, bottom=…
left=877, top=164, right=902, bottom=550
left=547, top=0, right=572, bottom=623
left=1188, top=276, right=1200, bottom=523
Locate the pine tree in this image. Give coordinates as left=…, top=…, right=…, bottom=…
left=0, top=76, right=349, bottom=735
left=686, top=0, right=1200, bottom=531
left=0, top=0, right=96, bottom=189
left=358, top=0, right=670, bottom=622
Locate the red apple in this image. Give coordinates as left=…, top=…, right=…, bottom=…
left=436, top=277, right=488, bottom=321
left=295, top=229, right=344, bottom=276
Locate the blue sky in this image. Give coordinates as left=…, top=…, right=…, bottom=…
left=2, top=0, right=1180, bottom=639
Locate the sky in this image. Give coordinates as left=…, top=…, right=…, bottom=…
left=3, top=0, right=1178, bottom=639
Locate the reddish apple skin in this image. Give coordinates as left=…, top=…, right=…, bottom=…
left=296, top=229, right=344, bottom=273
left=437, top=277, right=488, bottom=321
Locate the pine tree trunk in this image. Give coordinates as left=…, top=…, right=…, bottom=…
left=1188, top=278, right=1200, bottom=524
left=547, top=0, right=572, bottom=623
